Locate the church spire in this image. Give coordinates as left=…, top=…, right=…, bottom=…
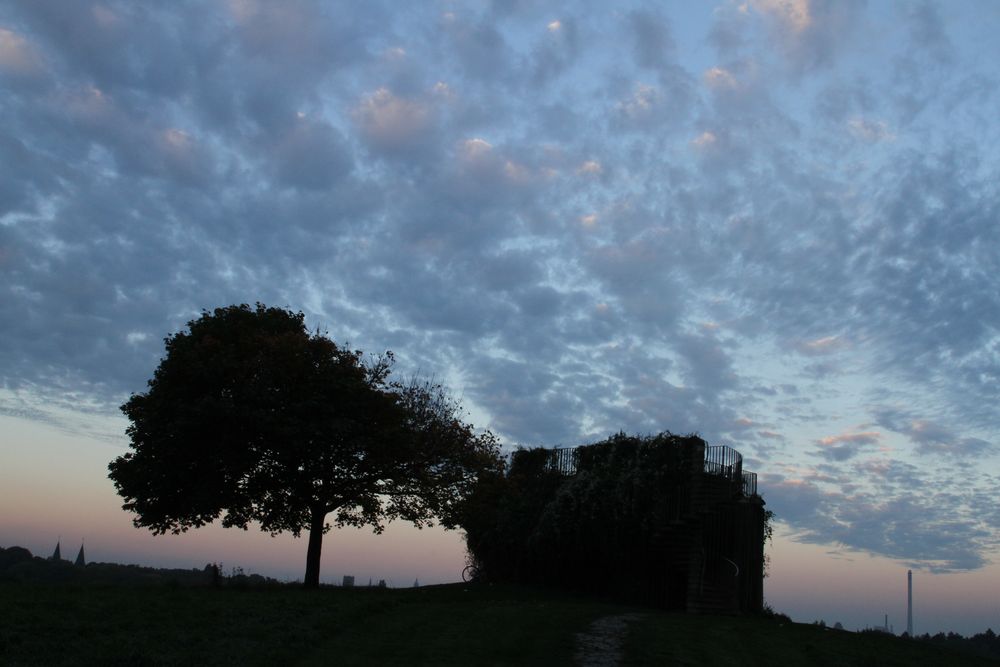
left=75, top=541, right=86, bottom=566
left=50, top=539, right=61, bottom=561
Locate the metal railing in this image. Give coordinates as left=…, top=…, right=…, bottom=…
left=540, top=442, right=758, bottom=498
left=703, top=445, right=743, bottom=483
left=545, top=447, right=578, bottom=475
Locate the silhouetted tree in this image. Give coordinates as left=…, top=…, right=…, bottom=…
left=109, top=304, right=502, bottom=587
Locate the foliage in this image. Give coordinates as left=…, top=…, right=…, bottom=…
left=0, top=545, right=32, bottom=570
left=109, top=303, right=502, bottom=586
left=462, top=432, right=771, bottom=610
left=914, top=628, right=1000, bottom=661
left=464, top=433, right=742, bottom=599
left=760, top=600, right=793, bottom=624
left=0, top=546, right=239, bottom=587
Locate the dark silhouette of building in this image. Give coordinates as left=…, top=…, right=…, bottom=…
left=907, top=569, right=913, bottom=636
left=468, top=434, right=767, bottom=614
left=544, top=437, right=766, bottom=614
left=48, top=540, right=87, bottom=566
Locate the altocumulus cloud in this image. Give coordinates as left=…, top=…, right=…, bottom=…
left=1, top=0, right=999, bottom=572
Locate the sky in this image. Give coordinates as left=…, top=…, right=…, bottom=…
left=1, top=0, right=999, bottom=635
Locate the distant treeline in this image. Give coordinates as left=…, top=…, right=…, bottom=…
left=910, top=629, right=1000, bottom=661
left=0, top=545, right=282, bottom=587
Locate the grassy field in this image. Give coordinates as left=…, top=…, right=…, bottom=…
left=624, top=612, right=998, bottom=666
left=0, top=581, right=994, bottom=666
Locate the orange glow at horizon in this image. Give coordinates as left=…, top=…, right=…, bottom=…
left=766, top=530, right=1000, bottom=633
left=3, top=413, right=998, bottom=634
left=0, top=415, right=468, bottom=585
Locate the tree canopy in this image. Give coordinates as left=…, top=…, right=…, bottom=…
left=108, top=303, right=502, bottom=586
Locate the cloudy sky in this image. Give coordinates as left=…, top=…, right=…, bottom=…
left=2, top=0, right=999, bottom=633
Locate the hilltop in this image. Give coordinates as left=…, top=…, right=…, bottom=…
left=0, top=547, right=994, bottom=667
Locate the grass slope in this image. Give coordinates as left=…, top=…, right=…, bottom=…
left=0, top=582, right=992, bottom=666
left=626, top=613, right=998, bottom=666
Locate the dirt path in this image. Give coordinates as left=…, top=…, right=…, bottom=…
left=574, top=613, right=647, bottom=666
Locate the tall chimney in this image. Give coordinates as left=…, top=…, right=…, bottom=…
left=907, top=569, right=913, bottom=636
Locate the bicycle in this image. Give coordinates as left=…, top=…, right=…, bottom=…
left=461, top=563, right=481, bottom=583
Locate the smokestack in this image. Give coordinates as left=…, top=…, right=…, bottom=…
left=907, top=570, right=913, bottom=636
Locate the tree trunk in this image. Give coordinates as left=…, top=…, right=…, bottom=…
left=303, top=507, right=327, bottom=588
